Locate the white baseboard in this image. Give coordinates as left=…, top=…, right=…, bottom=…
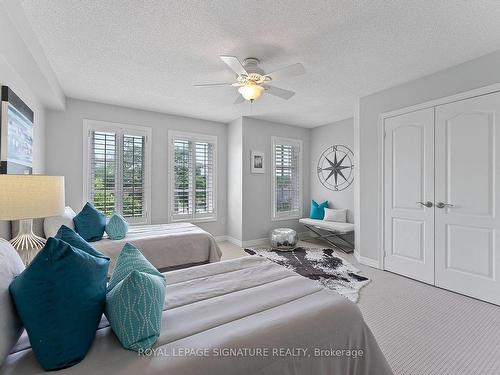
left=354, top=251, right=380, bottom=269
left=214, top=235, right=228, bottom=243
left=242, top=237, right=269, bottom=248
left=224, top=236, right=269, bottom=248
left=224, top=236, right=243, bottom=247
left=224, top=237, right=268, bottom=248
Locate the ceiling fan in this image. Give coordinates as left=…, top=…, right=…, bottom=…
left=194, top=56, right=306, bottom=103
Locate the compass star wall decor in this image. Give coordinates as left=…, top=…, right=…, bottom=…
left=317, top=145, right=354, bottom=191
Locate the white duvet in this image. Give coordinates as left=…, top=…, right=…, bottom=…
left=5, top=256, right=392, bottom=375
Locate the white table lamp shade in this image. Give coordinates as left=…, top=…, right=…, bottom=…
left=0, top=175, right=65, bottom=220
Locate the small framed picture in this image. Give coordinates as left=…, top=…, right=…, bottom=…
left=251, top=151, right=265, bottom=174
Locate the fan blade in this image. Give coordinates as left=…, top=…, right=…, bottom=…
left=220, top=55, right=248, bottom=77
left=264, top=85, right=295, bottom=100
left=265, top=63, right=305, bottom=81
left=194, top=83, right=232, bottom=87
left=234, top=95, right=245, bottom=104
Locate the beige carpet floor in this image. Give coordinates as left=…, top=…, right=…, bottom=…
left=219, top=239, right=500, bottom=375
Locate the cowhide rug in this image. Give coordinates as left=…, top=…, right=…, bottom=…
left=244, top=246, right=370, bottom=303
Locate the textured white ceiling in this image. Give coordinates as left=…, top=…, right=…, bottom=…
left=21, top=0, right=500, bottom=127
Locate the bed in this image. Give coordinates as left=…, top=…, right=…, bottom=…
left=42, top=208, right=222, bottom=274
left=92, top=222, right=222, bottom=274
left=4, top=256, right=392, bottom=375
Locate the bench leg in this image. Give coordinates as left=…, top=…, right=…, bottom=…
left=303, top=225, right=354, bottom=254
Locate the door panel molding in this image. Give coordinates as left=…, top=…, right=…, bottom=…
left=435, top=92, right=500, bottom=304
left=383, top=108, right=435, bottom=284
left=445, top=224, right=494, bottom=279
left=391, top=125, right=425, bottom=210
left=444, top=112, right=494, bottom=218
left=391, top=218, right=425, bottom=262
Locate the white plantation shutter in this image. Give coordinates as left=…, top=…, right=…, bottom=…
left=272, top=137, right=302, bottom=219
left=85, top=121, right=151, bottom=224
left=195, top=142, right=215, bottom=215
left=169, top=131, right=217, bottom=221
left=121, top=134, right=146, bottom=220
left=173, top=139, right=193, bottom=217
left=90, top=131, right=117, bottom=216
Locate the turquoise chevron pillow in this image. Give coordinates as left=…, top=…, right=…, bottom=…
left=73, top=202, right=106, bottom=242
left=105, top=213, right=128, bottom=240
left=105, top=243, right=166, bottom=352
left=9, top=238, right=109, bottom=371
left=310, top=200, right=329, bottom=220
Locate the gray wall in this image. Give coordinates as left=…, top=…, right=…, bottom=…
left=227, top=118, right=242, bottom=240
left=241, top=117, right=310, bottom=241
left=46, top=98, right=227, bottom=237
left=358, top=49, right=500, bottom=261
left=0, top=1, right=47, bottom=239
left=310, top=118, right=354, bottom=223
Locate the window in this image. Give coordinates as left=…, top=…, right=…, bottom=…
left=83, top=120, right=151, bottom=224
left=168, top=131, right=217, bottom=222
left=272, top=136, right=302, bottom=220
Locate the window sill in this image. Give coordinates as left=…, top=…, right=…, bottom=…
left=169, top=217, right=218, bottom=224
left=271, top=214, right=302, bottom=222
left=127, top=219, right=150, bottom=226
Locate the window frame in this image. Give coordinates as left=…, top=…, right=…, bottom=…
left=82, top=119, right=152, bottom=225
left=168, top=130, right=218, bottom=223
left=271, top=136, right=303, bottom=221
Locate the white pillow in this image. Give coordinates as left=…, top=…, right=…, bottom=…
left=0, top=239, right=25, bottom=365
left=323, top=208, right=347, bottom=223
left=43, top=206, right=76, bottom=238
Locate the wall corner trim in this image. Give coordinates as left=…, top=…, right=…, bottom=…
left=225, top=236, right=243, bottom=247
left=354, top=251, right=381, bottom=269
left=214, top=235, right=228, bottom=243
left=242, top=237, right=269, bottom=248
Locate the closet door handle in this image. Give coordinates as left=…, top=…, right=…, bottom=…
left=436, top=202, right=454, bottom=209
left=417, top=201, right=433, bottom=208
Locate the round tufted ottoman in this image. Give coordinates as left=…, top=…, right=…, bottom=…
left=270, top=228, right=298, bottom=251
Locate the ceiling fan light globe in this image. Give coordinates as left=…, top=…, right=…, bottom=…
left=238, top=83, right=264, bottom=101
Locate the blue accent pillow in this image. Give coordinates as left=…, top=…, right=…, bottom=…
left=106, top=243, right=166, bottom=351
left=73, top=202, right=106, bottom=242
left=310, top=200, right=329, bottom=220
left=55, top=225, right=108, bottom=259
left=9, top=237, right=109, bottom=371
left=105, top=213, right=128, bottom=240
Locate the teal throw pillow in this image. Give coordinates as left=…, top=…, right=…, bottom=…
left=9, top=238, right=109, bottom=371
left=105, top=243, right=166, bottom=352
left=55, top=225, right=108, bottom=259
left=310, top=200, right=329, bottom=220
left=105, top=213, right=128, bottom=240
left=73, top=202, right=106, bottom=242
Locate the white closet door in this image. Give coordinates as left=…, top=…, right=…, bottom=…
left=384, top=108, right=435, bottom=283
left=435, top=92, right=500, bottom=304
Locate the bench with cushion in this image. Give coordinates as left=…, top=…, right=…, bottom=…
left=299, top=218, right=354, bottom=253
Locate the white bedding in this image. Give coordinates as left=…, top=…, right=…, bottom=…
left=5, top=256, right=392, bottom=375
left=92, top=223, right=222, bottom=274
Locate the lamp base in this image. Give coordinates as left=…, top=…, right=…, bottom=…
left=10, top=219, right=46, bottom=265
